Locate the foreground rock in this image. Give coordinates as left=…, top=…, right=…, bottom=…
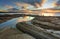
left=31, top=16, right=60, bottom=30
left=16, top=22, right=60, bottom=39
left=0, top=28, right=35, bottom=39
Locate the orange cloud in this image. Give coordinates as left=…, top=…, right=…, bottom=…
left=15, top=2, right=33, bottom=9
left=35, top=3, right=41, bottom=8
left=5, top=5, right=13, bottom=9
left=51, top=1, right=57, bottom=7
left=15, top=2, right=29, bottom=6
left=15, top=2, right=22, bottom=6
left=41, top=0, right=47, bottom=6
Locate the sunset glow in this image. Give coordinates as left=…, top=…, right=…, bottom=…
left=0, top=0, right=60, bottom=16
left=41, top=13, right=55, bottom=16
left=17, top=16, right=35, bottom=22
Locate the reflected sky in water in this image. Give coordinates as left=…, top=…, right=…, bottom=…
left=0, top=17, right=34, bottom=29
left=0, top=18, right=18, bottom=28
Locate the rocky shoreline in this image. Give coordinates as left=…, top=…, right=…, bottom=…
left=0, top=16, right=60, bottom=39
left=16, top=16, right=60, bottom=39
left=31, top=16, right=60, bottom=30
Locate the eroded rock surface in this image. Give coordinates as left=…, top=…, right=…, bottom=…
left=0, top=28, right=35, bottom=39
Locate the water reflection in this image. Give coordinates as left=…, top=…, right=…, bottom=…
left=0, top=18, right=18, bottom=28
left=0, top=17, right=35, bottom=29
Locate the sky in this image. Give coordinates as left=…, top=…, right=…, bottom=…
left=0, top=0, right=60, bottom=10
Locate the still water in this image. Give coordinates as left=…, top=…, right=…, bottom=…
left=0, top=17, right=35, bottom=29
left=0, top=18, right=18, bottom=28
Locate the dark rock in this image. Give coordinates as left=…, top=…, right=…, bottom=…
left=16, top=22, right=60, bottom=39
left=31, top=16, right=60, bottom=30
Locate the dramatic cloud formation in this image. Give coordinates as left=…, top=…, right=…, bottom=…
left=15, top=2, right=34, bottom=9
left=0, top=0, right=60, bottom=10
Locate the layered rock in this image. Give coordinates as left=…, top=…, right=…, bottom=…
left=31, top=16, right=60, bottom=30
left=16, top=22, right=60, bottom=39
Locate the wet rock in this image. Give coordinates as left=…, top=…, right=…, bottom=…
left=16, top=22, right=60, bottom=39
left=0, top=28, right=35, bottom=39
left=31, top=16, right=60, bottom=30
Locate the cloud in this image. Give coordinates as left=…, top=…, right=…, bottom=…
left=15, top=0, right=47, bottom=8
left=40, top=0, right=47, bottom=6
left=15, top=2, right=32, bottom=7
left=15, top=2, right=22, bottom=7
left=5, top=5, right=13, bottom=9
left=15, top=2, right=34, bottom=9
